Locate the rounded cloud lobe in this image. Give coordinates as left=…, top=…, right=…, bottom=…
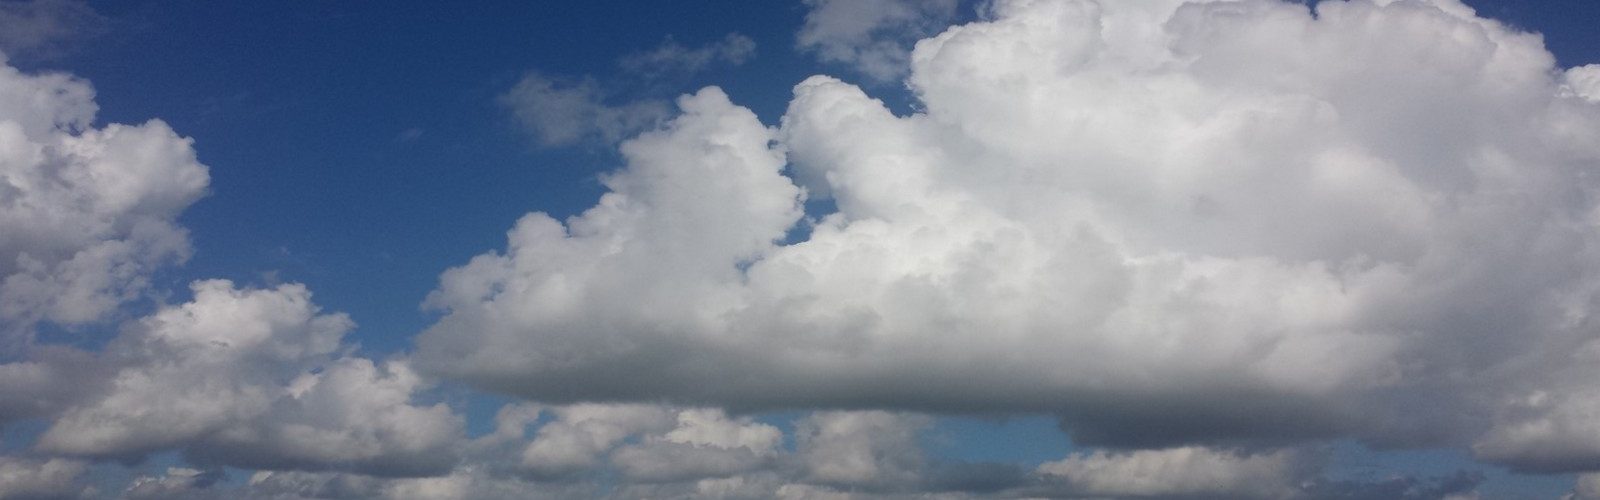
left=4, top=0, right=1600, bottom=497
left=0, top=50, right=463, bottom=482
left=34, top=280, right=462, bottom=477
left=0, top=54, right=208, bottom=332
left=418, top=0, right=1600, bottom=474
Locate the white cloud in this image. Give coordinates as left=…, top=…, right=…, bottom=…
left=4, top=0, right=1600, bottom=495
left=0, top=457, right=87, bottom=499
left=34, top=280, right=461, bottom=476
left=796, top=411, right=929, bottom=491
left=23, top=402, right=1505, bottom=499
left=796, top=0, right=958, bottom=83
left=0, top=49, right=459, bottom=489
left=490, top=403, right=785, bottom=484
left=215, top=407, right=934, bottom=499
left=519, top=403, right=674, bottom=478
left=610, top=408, right=783, bottom=482
left=0, top=55, right=208, bottom=332
left=122, top=467, right=223, bottom=500
left=256, top=408, right=955, bottom=499
left=1037, top=447, right=1301, bottom=499
left=419, top=0, right=1600, bottom=474
left=1567, top=65, right=1600, bottom=102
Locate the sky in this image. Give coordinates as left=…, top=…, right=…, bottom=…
left=2, top=0, right=1600, bottom=498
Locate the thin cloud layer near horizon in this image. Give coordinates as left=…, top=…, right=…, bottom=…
left=2, top=0, right=1600, bottom=498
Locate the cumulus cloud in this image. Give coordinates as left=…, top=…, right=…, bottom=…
left=796, top=0, right=958, bottom=82
left=0, top=44, right=207, bottom=439
left=32, top=280, right=461, bottom=476
left=609, top=408, right=783, bottom=482
left=11, top=401, right=1509, bottom=499
left=0, top=457, right=88, bottom=499
left=1566, top=65, right=1600, bottom=102
left=7, top=0, right=1600, bottom=496
left=0, top=345, right=108, bottom=423
left=119, top=406, right=978, bottom=500
left=0, top=40, right=472, bottom=497
left=795, top=411, right=928, bottom=491
left=419, top=0, right=1600, bottom=478
left=1037, top=447, right=1302, bottom=499
left=122, top=467, right=225, bottom=500
left=0, top=54, right=208, bottom=334
left=517, top=403, right=674, bottom=478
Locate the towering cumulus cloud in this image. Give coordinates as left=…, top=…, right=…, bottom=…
left=419, top=0, right=1600, bottom=475
left=0, top=53, right=208, bottom=334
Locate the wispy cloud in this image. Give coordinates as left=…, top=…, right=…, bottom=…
left=0, top=0, right=107, bottom=60
left=796, top=0, right=957, bottom=83
left=500, top=33, right=757, bottom=148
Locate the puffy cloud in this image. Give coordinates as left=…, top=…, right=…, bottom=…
left=202, top=408, right=995, bottom=499
left=193, top=357, right=462, bottom=476
left=15, top=402, right=1515, bottom=499
left=1567, top=65, right=1600, bottom=102
left=518, top=403, right=674, bottom=478
left=609, top=408, right=783, bottom=482
left=417, top=86, right=803, bottom=399
left=474, top=402, right=783, bottom=484
left=419, top=0, right=1600, bottom=475
left=0, top=457, right=87, bottom=499
left=796, top=0, right=958, bottom=82
left=1037, top=447, right=1302, bottom=499
left=0, top=44, right=206, bottom=449
left=795, top=411, right=928, bottom=491
left=0, top=50, right=464, bottom=486
left=33, top=280, right=461, bottom=476
left=0, top=54, right=208, bottom=333
left=160, top=407, right=922, bottom=499
left=122, top=467, right=224, bottom=500
left=0, top=346, right=108, bottom=422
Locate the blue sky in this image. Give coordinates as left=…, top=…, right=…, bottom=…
left=4, top=0, right=1600, bottom=498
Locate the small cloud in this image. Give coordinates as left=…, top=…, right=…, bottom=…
left=499, top=72, right=669, bottom=148
left=0, top=0, right=109, bottom=60
left=397, top=127, right=424, bottom=142
left=501, top=32, right=755, bottom=149
left=795, top=0, right=957, bottom=83
left=618, top=33, right=757, bottom=80
left=258, top=269, right=281, bottom=286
